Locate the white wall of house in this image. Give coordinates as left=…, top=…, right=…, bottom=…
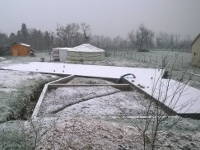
left=192, top=35, right=200, bottom=67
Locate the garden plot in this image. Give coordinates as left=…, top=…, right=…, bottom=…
left=66, top=77, right=111, bottom=84
left=39, top=86, right=146, bottom=118
left=37, top=77, right=148, bottom=119
left=0, top=70, right=58, bottom=123
left=3, top=62, right=200, bottom=115
left=54, top=90, right=147, bottom=118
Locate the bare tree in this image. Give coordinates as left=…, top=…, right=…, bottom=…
left=136, top=24, right=154, bottom=50
left=128, top=30, right=136, bottom=49
left=56, top=23, right=92, bottom=47
left=56, top=23, right=84, bottom=47
left=80, top=23, right=91, bottom=43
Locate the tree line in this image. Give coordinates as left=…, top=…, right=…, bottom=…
left=0, top=23, right=192, bottom=55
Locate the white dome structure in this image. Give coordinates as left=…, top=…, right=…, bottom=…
left=66, top=44, right=105, bottom=61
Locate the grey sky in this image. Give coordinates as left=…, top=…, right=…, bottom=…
left=0, top=0, right=200, bottom=38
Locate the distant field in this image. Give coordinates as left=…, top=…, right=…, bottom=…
left=107, top=49, right=193, bottom=70
left=0, top=50, right=194, bottom=71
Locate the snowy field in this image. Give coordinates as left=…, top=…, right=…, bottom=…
left=2, top=61, right=163, bottom=79
left=0, top=70, right=58, bottom=123
left=37, top=77, right=150, bottom=119
left=0, top=52, right=200, bottom=149
left=3, top=61, right=200, bottom=115
left=1, top=52, right=200, bottom=116
left=0, top=57, right=6, bottom=62
left=2, top=50, right=199, bottom=88
left=107, top=50, right=192, bottom=69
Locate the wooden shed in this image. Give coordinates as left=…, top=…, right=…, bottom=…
left=192, top=34, right=200, bottom=67
left=10, top=43, right=31, bottom=56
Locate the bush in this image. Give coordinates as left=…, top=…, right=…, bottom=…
left=0, top=46, right=10, bottom=56
left=137, top=49, right=149, bottom=52
left=105, top=51, right=111, bottom=57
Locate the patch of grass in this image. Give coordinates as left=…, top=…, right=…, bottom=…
left=0, top=71, right=59, bottom=123
left=0, top=121, right=34, bottom=150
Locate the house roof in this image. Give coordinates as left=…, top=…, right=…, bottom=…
left=12, top=42, right=31, bottom=47
left=18, top=43, right=31, bottom=47
left=192, top=33, right=200, bottom=46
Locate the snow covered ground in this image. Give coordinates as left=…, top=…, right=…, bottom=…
left=35, top=77, right=144, bottom=117
left=2, top=62, right=200, bottom=115
left=0, top=57, right=6, bottom=62
left=31, top=117, right=200, bottom=150
left=2, top=62, right=163, bottom=79
left=1, top=116, right=200, bottom=150
left=0, top=70, right=58, bottom=122
left=125, top=77, right=200, bottom=114
left=38, top=85, right=147, bottom=118
left=1, top=54, right=200, bottom=149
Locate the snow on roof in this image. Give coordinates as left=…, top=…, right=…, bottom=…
left=52, top=44, right=104, bottom=53
left=67, top=44, right=105, bottom=52
left=17, top=43, right=31, bottom=47
left=52, top=47, right=70, bottom=50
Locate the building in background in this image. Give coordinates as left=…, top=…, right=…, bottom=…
left=192, top=34, right=200, bottom=67
left=51, top=44, right=105, bottom=62
left=51, top=47, right=69, bottom=62
left=10, top=43, right=32, bottom=56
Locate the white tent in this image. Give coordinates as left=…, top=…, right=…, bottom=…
left=52, top=44, right=105, bottom=62
left=51, top=47, right=70, bottom=61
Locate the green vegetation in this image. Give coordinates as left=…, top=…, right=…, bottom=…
left=0, top=71, right=58, bottom=123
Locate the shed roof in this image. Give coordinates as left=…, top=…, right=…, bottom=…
left=13, top=43, right=31, bottom=47
left=192, top=33, right=200, bottom=46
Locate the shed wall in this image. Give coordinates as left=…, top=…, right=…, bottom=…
left=11, top=44, right=30, bottom=56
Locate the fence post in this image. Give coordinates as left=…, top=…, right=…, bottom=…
left=182, top=55, right=184, bottom=68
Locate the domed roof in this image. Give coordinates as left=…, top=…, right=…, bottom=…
left=67, top=44, right=104, bottom=53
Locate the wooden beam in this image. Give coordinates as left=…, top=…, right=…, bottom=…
left=48, top=83, right=131, bottom=90
left=49, top=75, right=75, bottom=84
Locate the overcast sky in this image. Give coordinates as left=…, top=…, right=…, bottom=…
left=0, top=0, right=200, bottom=38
